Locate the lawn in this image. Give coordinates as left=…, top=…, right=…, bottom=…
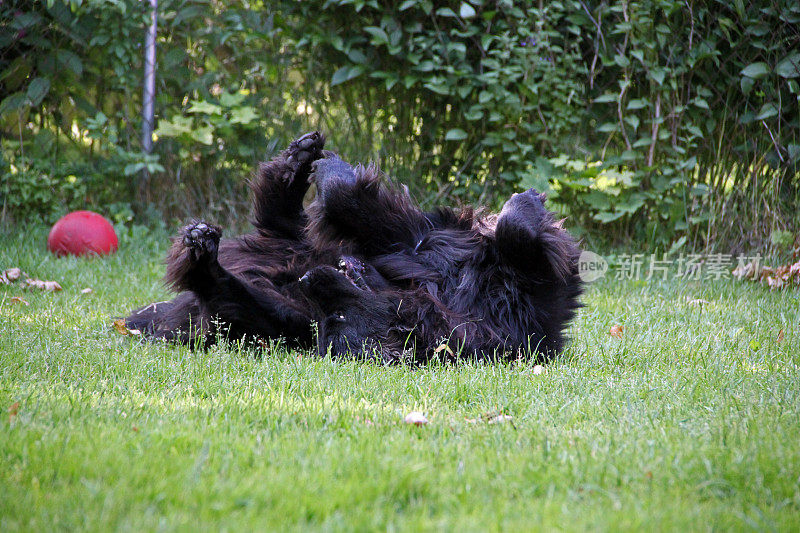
left=1, top=226, right=799, bottom=531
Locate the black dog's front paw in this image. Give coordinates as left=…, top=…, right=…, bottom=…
left=182, top=221, right=222, bottom=263
left=165, top=221, right=223, bottom=293
left=282, top=131, right=325, bottom=183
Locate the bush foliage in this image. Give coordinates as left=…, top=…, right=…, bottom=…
left=1, top=0, right=798, bottom=250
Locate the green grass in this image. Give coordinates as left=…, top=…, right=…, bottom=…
left=1, top=226, right=799, bottom=531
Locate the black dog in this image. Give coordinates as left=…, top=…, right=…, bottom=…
left=126, top=133, right=583, bottom=362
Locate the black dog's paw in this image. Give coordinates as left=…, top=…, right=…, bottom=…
left=282, top=131, right=325, bottom=183
left=337, top=256, right=369, bottom=290
left=308, top=155, right=359, bottom=205
left=525, top=188, right=548, bottom=206
left=502, top=188, right=549, bottom=225
left=298, top=265, right=343, bottom=290
left=181, top=221, right=221, bottom=262
left=298, top=264, right=366, bottom=300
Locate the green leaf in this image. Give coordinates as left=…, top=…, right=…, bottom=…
left=626, top=98, right=648, bottom=110
left=436, top=7, right=457, bottom=17
left=146, top=161, right=165, bottom=173
left=755, top=102, right=778, bottom=120
left=459, top=2, right=476, bottom=18
left=153, top=116, right=194, bottom=138
left=464, top=106, right=483, bottom=121
left=776, top=53, right=800, bottom=79
left=740, top=76, right=754, bottom=95
left=593, top=211, right=625, bottom=223
left=686, top=125, right=703, bottom=138
left=621, top=150, right=640, bottom=161
left=682, top=156, right=698, bottom=170
left=230, top=106, right=258, bottom=125
left=746, top=21, right=770, bottom=36
left=363, top=26, right=389, bottom=44
left=424, top=81, right=449, bottom=95
left=331, top=66, right=364, bottom=86
left=26, top=77, right=50, bottom=106
left=123, top=162, right=146, bottom=176
left=667, top=236, right=688, bottom=256
left=614, top=54, right=630, bottom=68
left=445, top=128, right=468, bottom=141
left=220, top=92, right=246, bottom=107
left=399, top=0, right=416, bottom=10
left=56, top=50, right=83, bottom=76
left=347, top=49, right=367, bottom=64
left=616, top=196, right=645, bottom=214
left=187, top=100, right=222, bottom=115
left=0, top=92, right=26, bottom=115
left=787, top=144, right=800, bottom=162
left=593, top=93, right=617, bottom=103
left=740, top=62, right=770, bottom=79
left=191, top=126, right=214, bottom=145
left=649, top=68, right=666, bottom=85
left=500, top=171, right=518, bottom=182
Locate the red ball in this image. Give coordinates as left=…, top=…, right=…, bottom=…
left=47, top=210, right=118, bottom=257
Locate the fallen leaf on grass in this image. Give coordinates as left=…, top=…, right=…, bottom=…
left=112, top=319, right=141, bottom=336
left=776, top=329, right=785, bottom=344
left=8, top=402, right=19, bottom=422
left=733, top=259, right=800, bottom=289
left=80, top=288, right=93, bottom=294
left=609, top=325, right=624, bottom=338
left=404, top=411, right=428, bottom=425
left=433, top=343, right=454, bottom=357
left=1, top=267, right=22, bottom=284
left=465, top=411, right=515, bottom=426
left=487, top=414, right=514, bottom=425
left=9, top=296, right=29, bottom=306
left=3, top=269, right=64, bottom=293
left=24, top=278, right=62, bottom=292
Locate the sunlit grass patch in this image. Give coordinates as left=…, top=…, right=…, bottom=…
left=1, top=227, right=799, bottom=531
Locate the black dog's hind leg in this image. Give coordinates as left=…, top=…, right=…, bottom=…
left=165, top=221, right=314, bottom=344
left=495, top=189, right=579, bottom=281
left=307, top=155, right=429, bottom=255
left=125, top=292, right=213, bottom=347
left=251, top=131, right=326, bottom=238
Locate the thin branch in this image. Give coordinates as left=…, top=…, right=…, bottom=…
left=647, top=93, right=661, bottom=166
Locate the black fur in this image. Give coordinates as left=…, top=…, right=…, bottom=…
left=126, top=132, right=583, bottom=362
